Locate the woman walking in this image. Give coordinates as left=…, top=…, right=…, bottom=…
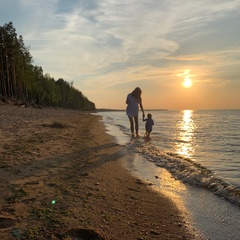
left=126, top=87, right=145, bottom=137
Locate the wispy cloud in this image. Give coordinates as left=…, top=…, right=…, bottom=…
left=1, top=0, right=240, bottom=109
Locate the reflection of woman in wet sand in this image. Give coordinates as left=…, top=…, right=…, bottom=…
left=126, top=87, right=145, bottom=138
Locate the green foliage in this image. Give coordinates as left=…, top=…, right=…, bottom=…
left=0, top=22, right=95, bottom=111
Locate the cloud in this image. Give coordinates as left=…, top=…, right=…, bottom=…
left=1, top=0, right=240, bottom=109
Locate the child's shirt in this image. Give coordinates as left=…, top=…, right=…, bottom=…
left=143, top=118, right=154, bottom=131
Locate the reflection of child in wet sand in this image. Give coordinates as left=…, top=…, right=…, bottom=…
left=143, top=113, right=154, bottom=139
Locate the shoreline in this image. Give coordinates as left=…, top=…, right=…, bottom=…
left=99, top=110, right=240, bottom=240
left=0, top=105, right=201, bottom=239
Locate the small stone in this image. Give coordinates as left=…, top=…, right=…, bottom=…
left=150, top=230, right=160, bottom=235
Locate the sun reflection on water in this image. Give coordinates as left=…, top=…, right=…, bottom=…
left=175, top=110, right=196, bottom=158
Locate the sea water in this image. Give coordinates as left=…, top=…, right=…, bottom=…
left=95, top=109, right=240, bottom=240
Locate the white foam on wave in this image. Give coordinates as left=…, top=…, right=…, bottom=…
left=127, top=140, right=240, bottom=207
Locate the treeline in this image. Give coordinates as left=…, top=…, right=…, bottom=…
left=0, top=22, right=95, bottom=111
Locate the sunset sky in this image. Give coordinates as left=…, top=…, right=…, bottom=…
left=1, top=0, right=240, bottom=110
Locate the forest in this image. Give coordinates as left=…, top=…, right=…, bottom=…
left=0, top=22, right=95, bottom=111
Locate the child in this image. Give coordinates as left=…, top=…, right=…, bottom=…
left=143, top=113, right=154, bottom=139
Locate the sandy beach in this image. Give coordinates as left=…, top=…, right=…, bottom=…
left=0, top=104, right=201, bottom=239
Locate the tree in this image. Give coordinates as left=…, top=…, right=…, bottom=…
left=0, top=22, right=95, bottom=111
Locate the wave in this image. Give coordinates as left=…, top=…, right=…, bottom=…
left=126, top=139, right=240, bottom=207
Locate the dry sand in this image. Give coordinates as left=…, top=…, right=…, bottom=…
left=0, top=104, right=201, bottom=239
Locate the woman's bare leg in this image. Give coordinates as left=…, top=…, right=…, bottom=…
left=128, top=116, right=135, bottom=137
left=134, top=116, right=139, bottom=136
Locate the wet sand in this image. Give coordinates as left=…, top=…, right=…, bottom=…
left=0, top=104, right=201, bottom=239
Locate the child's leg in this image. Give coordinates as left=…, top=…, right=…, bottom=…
left=148, top=130, right=152, bottom=138
left=144, top=130, right=147, bottom=138
left=146, top=131, right=150, bottom=139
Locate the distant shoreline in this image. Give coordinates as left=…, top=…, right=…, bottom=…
left=96, top=108, right=169, bottom=112
left=96, top=108, right=240, bottom=112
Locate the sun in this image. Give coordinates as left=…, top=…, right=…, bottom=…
left=178, top=69, right=194, bottom=88
left=182, top=77, right=193, bottom=88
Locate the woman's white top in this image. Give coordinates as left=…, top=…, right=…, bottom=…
left=126, top=93, right=141, bottom=117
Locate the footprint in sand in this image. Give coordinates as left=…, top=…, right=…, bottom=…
left=0, top=216, right=16, bottom=229
left=63, top=228, right=106, bottom=240
left=0, top=206, right=15, bottom=215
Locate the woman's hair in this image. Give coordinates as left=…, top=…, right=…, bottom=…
left=131, top=87, right=142, bottom=99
